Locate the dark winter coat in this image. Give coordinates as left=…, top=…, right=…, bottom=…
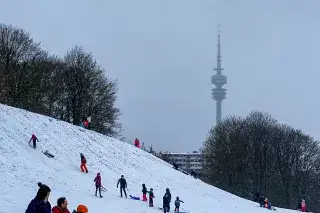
left=94, top=174, right=101, bottom=187
left=259, top=196, right=265, bottom=206
left=148, top=191, right=154, bottom=199
left=142, top=185, right=147, bottom=194
left=117, top=178, right=127, bottom=188
left=25, top=197, right=51, bottom=213
left=163, top=196, right=169, bottom=208
left=81, top=155, right=86, bottom=164
left=175, top=199, right=184, bottom=207
left=165, top=191, right=171, bottom=203
left=298, top=201, right=301, bottom=210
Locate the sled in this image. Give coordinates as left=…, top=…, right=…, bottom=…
left=130, top=195, right=140, bottom=200
left=43, top=150, right=54, bottom=158
left=101, top=186, right=107, bottom=192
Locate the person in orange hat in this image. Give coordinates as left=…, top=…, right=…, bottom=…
left=72, top=204, right=88, bottom=213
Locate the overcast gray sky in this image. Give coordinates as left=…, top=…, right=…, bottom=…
left=1, top=0, right=320, bottom=152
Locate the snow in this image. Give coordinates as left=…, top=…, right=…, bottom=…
left=0, top=104, right=297, bottom=213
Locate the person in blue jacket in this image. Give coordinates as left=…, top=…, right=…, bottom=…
left=25, top=182, right=51, bottom=213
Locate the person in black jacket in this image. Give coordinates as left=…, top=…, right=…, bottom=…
left=164, top=188, right=171, bottom=211
left=117, top=175, right=127, bottom=198
left=259, top=194, right=265, bottom=207
left=142, top=184, right=148, bottom=201
left=25, top=182, right=51, bottom=213
left=163, top=195, right=170, bottom=213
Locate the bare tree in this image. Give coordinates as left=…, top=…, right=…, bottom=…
left=0, top=24, right=121, bottom=137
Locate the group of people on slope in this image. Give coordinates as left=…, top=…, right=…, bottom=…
left=25, top=182, right=88, bottom=213
left=140, top=184, right=184, bottom=213
left=162, top=188, right=184, bottom=213
left=254, top=192, right=273, bottom=210
left=254, top=191, right=308, bottom=212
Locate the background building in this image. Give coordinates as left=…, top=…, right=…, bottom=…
left=160, top=151, right=203, bottom=174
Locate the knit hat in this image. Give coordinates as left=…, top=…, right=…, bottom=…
left=77, top=205, right=88, bottom=213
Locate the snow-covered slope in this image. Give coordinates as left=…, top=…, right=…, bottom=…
left=0, top=104, right=295, bottom=213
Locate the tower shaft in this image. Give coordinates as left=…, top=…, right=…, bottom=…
left=216, top=100, right=222, bottom=123
left=211, top=25, right=227, bottom=124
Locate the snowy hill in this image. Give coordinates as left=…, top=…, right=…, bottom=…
left=0, top=104, right=296, bottom=213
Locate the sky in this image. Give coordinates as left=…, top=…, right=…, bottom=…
left=1, top=0, right=320, bottom=152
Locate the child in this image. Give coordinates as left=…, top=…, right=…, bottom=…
left=142, top=184, right=147, bottom=201
left=263, top=198, right=271, bottom=209
left=80, top=153, right=88, bottom=173
left=29, top=134, right=39, bottom=149
left=300, top=199, right=307, bottom=212
left=148, top=188, right=155, bottom=207
left=94, top=173, right=103, bottom=198
left=174, top=196, right=184, bottom=212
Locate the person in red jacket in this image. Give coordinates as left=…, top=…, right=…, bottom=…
left=94, top=173, right=103, bottom=198
left=134, top=138, right=140, bottom=148
left=82, top=118, right=89, bottom=129
left=29, top=134, right=39, bottom=149
left=80, top=153, right=88, bottom=173
left=52, top=197, right=70, bottom=213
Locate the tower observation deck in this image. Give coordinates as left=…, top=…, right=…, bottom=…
left=211, top=25, right=227, bottom=123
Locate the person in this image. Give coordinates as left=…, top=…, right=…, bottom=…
left=82, top=118, right=89, bottom=129
left=72, top=205, right=88, bottom=213
left=254, top=191, right=260, bottom=203
left=134, top=138, right=140, bottom=148
left=25, top=182, right=51, bottom=213
left=172, top=163, right=179, bottom=170
left=29, top=134, right=39, bottom=149
left=117, top=175, right=127, bottom=198
left=259, top=194, right=265, bottom=207
left=164, top=188, right=171, bottom=211
left=52, top=197, right=70, bottom=213
left=142, top=184, right=147, bottom=201
left=148, top=188, right=155, bottom=207
left=163, top=195, right=170, bottom=213
left=80, top=153, right=88, bottom=173
left=190, top=171, right=198, bottom=178
left=94, top=173, right=102, bottom=197
left=298, top=199, right=307, bottom=212
left=174, top=196, right=184, bottom=212
left=263, top=198, right=272, bottom=210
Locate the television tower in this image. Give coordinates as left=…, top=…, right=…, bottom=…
left=211, top=25, right=227, bottom=124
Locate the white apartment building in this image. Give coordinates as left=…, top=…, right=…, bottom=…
left=161, top=152, right=203, bottom=174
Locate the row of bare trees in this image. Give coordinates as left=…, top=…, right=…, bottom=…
left=0, top=24, right=121, bottom=136
left=202, top=111, right=320, bottom=212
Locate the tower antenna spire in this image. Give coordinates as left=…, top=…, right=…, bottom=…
left=211, top=25, right=227, bottom=124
